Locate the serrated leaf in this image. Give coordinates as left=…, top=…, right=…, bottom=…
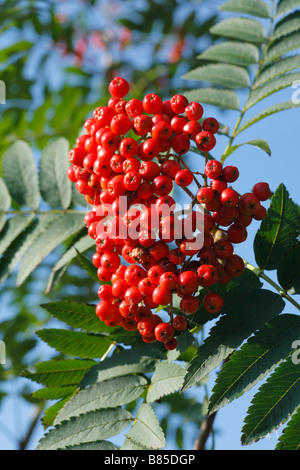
left=76, top=250, right=99, bottom=282
left=208, top=314, right=300, bottom=414
left=36, top=408, right=132, bottom=450
left=236, top=101, right=300, bottom=134
left=21, top=359, right=96, bottom=386
left=182, top=64, right=250, bottom=88
left=219, top=0, right=271, bottom=18
left=198, top=41, right=260, bottom=66
left=210, top=17, right=267, bottom=43
left=241, top=354, right=300, bottom=445
left=40, top=301, right=111, bottom=334
left=17, top=213, right=84, bottom=285
left=221, top=139, right=271, bottom=162
left=184, top=87, right=240, bottom=110
left=126, top=404, right=166, bottom=450
left=39, top=138, right=71, bottom=209
left=255, top=55, right=300, bottom=87
left=245, top=72, right=300, bottom=109
left=80, top=345, right=163, bottom=388
left=32, top=385, right=77, bottom=401
left=0, top=213, right=34, bottom=257
left=2, top=140, right=40, bottom=209
left=0, top=179, right=11, bottom=232
left=273, top=11, right=300, bottom=40
left=36, top=329, right=113, bottom=359
left=42, top=396, right=74, bottom=429
left=265, top=30, right=300, bottom=61
left=276, top=0, right=300, bottom=17
left=276, top=407, right=300, bottom=450
left=0, top=214, right=56, bottom=285
left=254, top=184, right=299, bottom=271
left=50, top=234, right=94, bottom=275
left=182, top=290, right=285, bottom=392
left=146, top=362, right=186, bottom=404
left=55, top=375, right=147, bottom=425
left=277, top=242, right=300, bottom=294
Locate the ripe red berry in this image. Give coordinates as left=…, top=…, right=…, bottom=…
left=252, top=182, right=271, bottom=201
left=175, top=169, right=193, bottom=187
left=154, top=322, right=175, bottom=342
left=165, top=338, right=178, bottom=351
left=203, top=293, right=223, bottom=314
left=220, top=188, right=240, bottom=207
left=222, top=166, right=239, bottom=183
left=180, top=296, right=199, bottom=315
left=239, top=193, right=261, bottom=216
left=195, top=131, right=216, bottom=152
left=170, top=94, right=189, bottom=114
left=202, top=117, right=219, bottom=134
left=152, top=287, right=172, bottom=306
left=205, top=160, right=222, bottom=179
left=173, top=316, right=188, bottom=331
left=185, top=101, right=203, bottom=121
left=109, top=77, right=130, bottom=98
left=177, top=271, right=199, bottom=296
left=197, top=187, right=214, bottom=204
left=143, top=93, right=163, bottom=114
left=138, top=317, right=159, bottom=337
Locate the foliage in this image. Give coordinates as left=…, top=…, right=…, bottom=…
left=0, top=0, right=300, bottom=451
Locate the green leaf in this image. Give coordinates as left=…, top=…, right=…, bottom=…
left=245, top=72, right=300, bottom=109
left=208, top=314, right=300, bottom=414
left=0, top=179, right=11, bottom=232
left=50, top=234, right=94, bottom=274
left=2, top=141, right=40, bottom=209
left=255, top=55, right=300, bottom=87
left=221, top=139, right=271, bottom=162
left=276, top=407, right=300, bottom=450
left=32, top=386, right=77, bottom=401
left=126, top=404, right=166, bottom=450
left=254, top=184, right=299, bottom=271
left=55, top=375, right=147, bottom=425
left=241, top=354, right=300, bottom=445
left=39, top=138, right=71, bottom=209
left=277, top=242, right=300, bottom=294
left=265, top=30, right=300, bottom=61
left=42, top=396, right=74, bottom=429
left=36, top=408, right=132, bottom=450
left=182, top=290, right=285, bottom=392
left=219, top=0, right=271, bottom=18
left=36, top=329, right=113, bottom=359
left=273, top=11, right=300, bottom=39
left=0, top=214, right=34, bottom=257
left=76, top=250, right=99, bottom=282
left=198, top=41, right=260, bottom=66
left=65, top=441, right=119, bottom=451
left=21, top=359, right=96, bottom=386
left=80, top=345, right=163, bottom=388
left=184, top=87, right=240, bottom=110
left=40, top=301, right=112, bottom=334
left=0, top=214, right=55, bottom=285
left=146, top=362, right=186, bottom=404
left=236, top=101, right=300, bottom=134
left=210, top=17, right=267, bottom=43
left=17, top=213, right=84, bottom=285
left=182, top=64, right=250, bottom=88
left=276, top=0, right=300, bottom=17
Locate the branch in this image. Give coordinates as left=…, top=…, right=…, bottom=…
left=193, top=411, right=217, bottom=450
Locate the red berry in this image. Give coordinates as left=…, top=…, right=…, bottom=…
left=220, top=188, right=240, bottom=208
left=205, top=160, right=222, bottom=179
left=175, top=169, right=193, bottom=187
left=165, top=338, right=178, bottom=351
left=222, top=166, right=239, bottom=183
left=197, top=187, right=214, bottom=204
left=170, top=94, right=189, bottom=114
left=239, top=193, right=261, bottom=216
left=138, top=317, right=159, bottom=337
left=180, top=296, right=199, bottom=315
left=109, top=77, right=130, bottom=98
left=154, top=322, right=175, bottom=342
left=252, top=182, right=271, bottom=201
left=173, top=316, right=188, bottom=331
left=203, top=293, right=223, bottom=314
left=143, top=93, right=163, bottom=114
left=197, top=264, right=218, bottom=287
left=195, top=131, right=216, bottom=152
left=152, top=287, right=172, bottom=306
left=177, top=271, right=199, bottom=296
left=202, top=117, right=219, bottom=134
left=185, top=101, right=204, bottom=121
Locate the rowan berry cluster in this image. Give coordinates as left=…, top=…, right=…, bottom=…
left=67, top=77, right=271, bottom=351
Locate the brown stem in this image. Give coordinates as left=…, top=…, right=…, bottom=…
left=19, top=404, right=44, bottom=451
left=193, top=411, right=217, bottom=450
